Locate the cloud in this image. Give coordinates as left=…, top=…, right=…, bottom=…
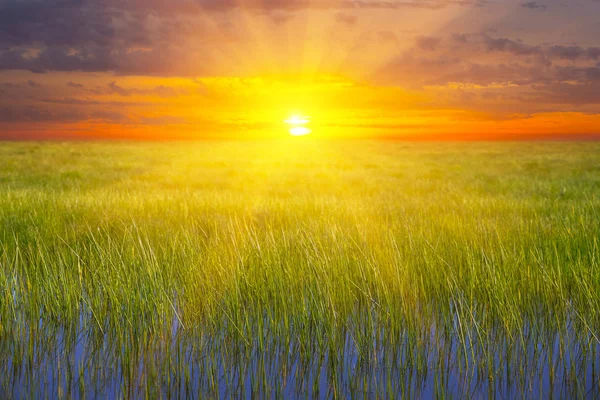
left=483, top=35, right=539, bottom=56
left=336, top=13, right=358, bottom=27
left=1, top=0, right=599, bottom=121
left=140, top=115, right=189, bottom=125
left=0, top=0, right=118, bottom=51
left=481, top=36, right=600, bottom=63
left=107, top=81, right=181, bottom=97
left=520, top=80, right=600, bottom=105
left=547, top=45, right=600, bottom=61
left=27, top=79, right=41, bottom=88
left=520, top=1, right=547, bottom=11
left=0, top=0, right=491, bottom=75
left=376, top=55, right=547, bottom=88
left=0, top=0, right=201, bottom=74
left=153, top=85, right=179, bottom=98
left=372, top=31, right=600, bottom=114
left=189, top=0, right=491, bottom=12
left=270, top=11, right=294, bottom=25
left=415, top=36, right=442, bottom=51
left=41, top=97, right=154, bottom=107
left=0, top=103, right=132, bottom=123
left=89, top=110, right=130, bottom=123
left=107, top=81, right=132, bottom=97
left=0, top=0, right=487, bottom=50
left=452, top=33, right=469, bottom=43
left=377, top=31, right=399, bottom=45
left=0, top=104, right=86, bottom=123
left=67, top=81, right=84, bottom=89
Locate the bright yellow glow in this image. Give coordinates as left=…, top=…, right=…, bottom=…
left=289, top=127, right=312, bottom=136
left=285, top=114, right=312, bottom=136
left=285, top=116, right=310, bottom=125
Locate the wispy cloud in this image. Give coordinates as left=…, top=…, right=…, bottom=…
left=520, top=1, right=547, bottom=11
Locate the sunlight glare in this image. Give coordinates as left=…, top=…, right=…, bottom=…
left=285, top=114, right=312, bottom=136
left=285, top=116, right=310, bottom=125
left=289, top=126, right=312, bottom=136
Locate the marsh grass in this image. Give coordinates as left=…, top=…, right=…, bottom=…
left=0, top=140, right=599, bottom=397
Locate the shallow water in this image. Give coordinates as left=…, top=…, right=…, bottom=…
left=2, top=309, right=599, bottom=398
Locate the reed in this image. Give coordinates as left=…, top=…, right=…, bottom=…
left=0, top=140, right=599, bottom=397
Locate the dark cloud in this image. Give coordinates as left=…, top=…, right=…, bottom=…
left=0, top=0, right=599, bottom=120
left=373, top=32, right=600, bottom=113
left=67, top=81, right=84, bottom=88
left=344, top=0, right=489, bottom=10
left=0, top=43, right=205, bottom=75
left=27, top=79, right=41, bottom=88
left=377, top=31, right=399, bottom=45
left=451, top=33, right=469, bottom=43
left=0, top=46, right=115, bottom=73
left=520, top=80, right=600, bottom=105
left=520, top=1, right=547, bottom=11
left=0, top=103, right=132, bottom=123
left=41, top=97, right=154, bottom=106
left=140, top=115, right=189, bottom=125
left=378, top=56, right=548, bottom=88
left=0, top=0, right=487, bottom=50
left=415, top=36, right=442, bottom=51
left=193, top=0, right=490, bottom=12
left=269, top=11, right=294, bottom=25
left=0, top=0, right=117, bottom=51
left=481, top=36, right=600, bottom=63
left=336, top=13, right=358, bottom=27
left=0, top=0, right=201, bottom=74
left=547, top=45, right=600, bottom=61
left=89, top=110, right=130, bottom=122
left=153, top=85, right=179, bottom=98
left=0, top=0, right=491, bottom=75
left=0, top=104, right=86, bottom=123
left=41, top=97, right=109, bottom=105
left=107, top=81, right=131, bottom=97
left=553, top=65, right=600, bottom=83
left=106, top=81, right=181, bottom=97
left=483, top=35, right=539, bottom=56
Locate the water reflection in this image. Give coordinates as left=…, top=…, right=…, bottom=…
left=2, top=308, right=599, bottom=398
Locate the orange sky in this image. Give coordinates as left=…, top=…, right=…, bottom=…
left=1, top=0, right=600, bottom=140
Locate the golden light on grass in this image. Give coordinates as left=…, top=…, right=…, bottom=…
left=285, top=115, right=312, bottom=136
left=2, top=141, right=600, bottom=398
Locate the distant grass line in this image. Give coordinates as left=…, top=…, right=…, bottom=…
left=0, top=140, right=599, bottom=397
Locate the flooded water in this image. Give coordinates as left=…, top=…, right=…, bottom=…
left=2, top=309, right=599, bottom=398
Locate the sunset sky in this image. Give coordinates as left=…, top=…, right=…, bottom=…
left=1, top=0, right=600, bottom=140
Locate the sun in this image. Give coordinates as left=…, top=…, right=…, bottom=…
left=289, top=127, right=312, bottom=136
left=285, top=115, right=312, bottom=136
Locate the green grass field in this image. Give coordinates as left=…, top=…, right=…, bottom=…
left=1, top=140, right=599, bottom=397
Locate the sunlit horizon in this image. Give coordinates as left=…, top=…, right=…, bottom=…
left=2, top=1, right=600, bottom=397
left=1, top=1, right=600, bottom=140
